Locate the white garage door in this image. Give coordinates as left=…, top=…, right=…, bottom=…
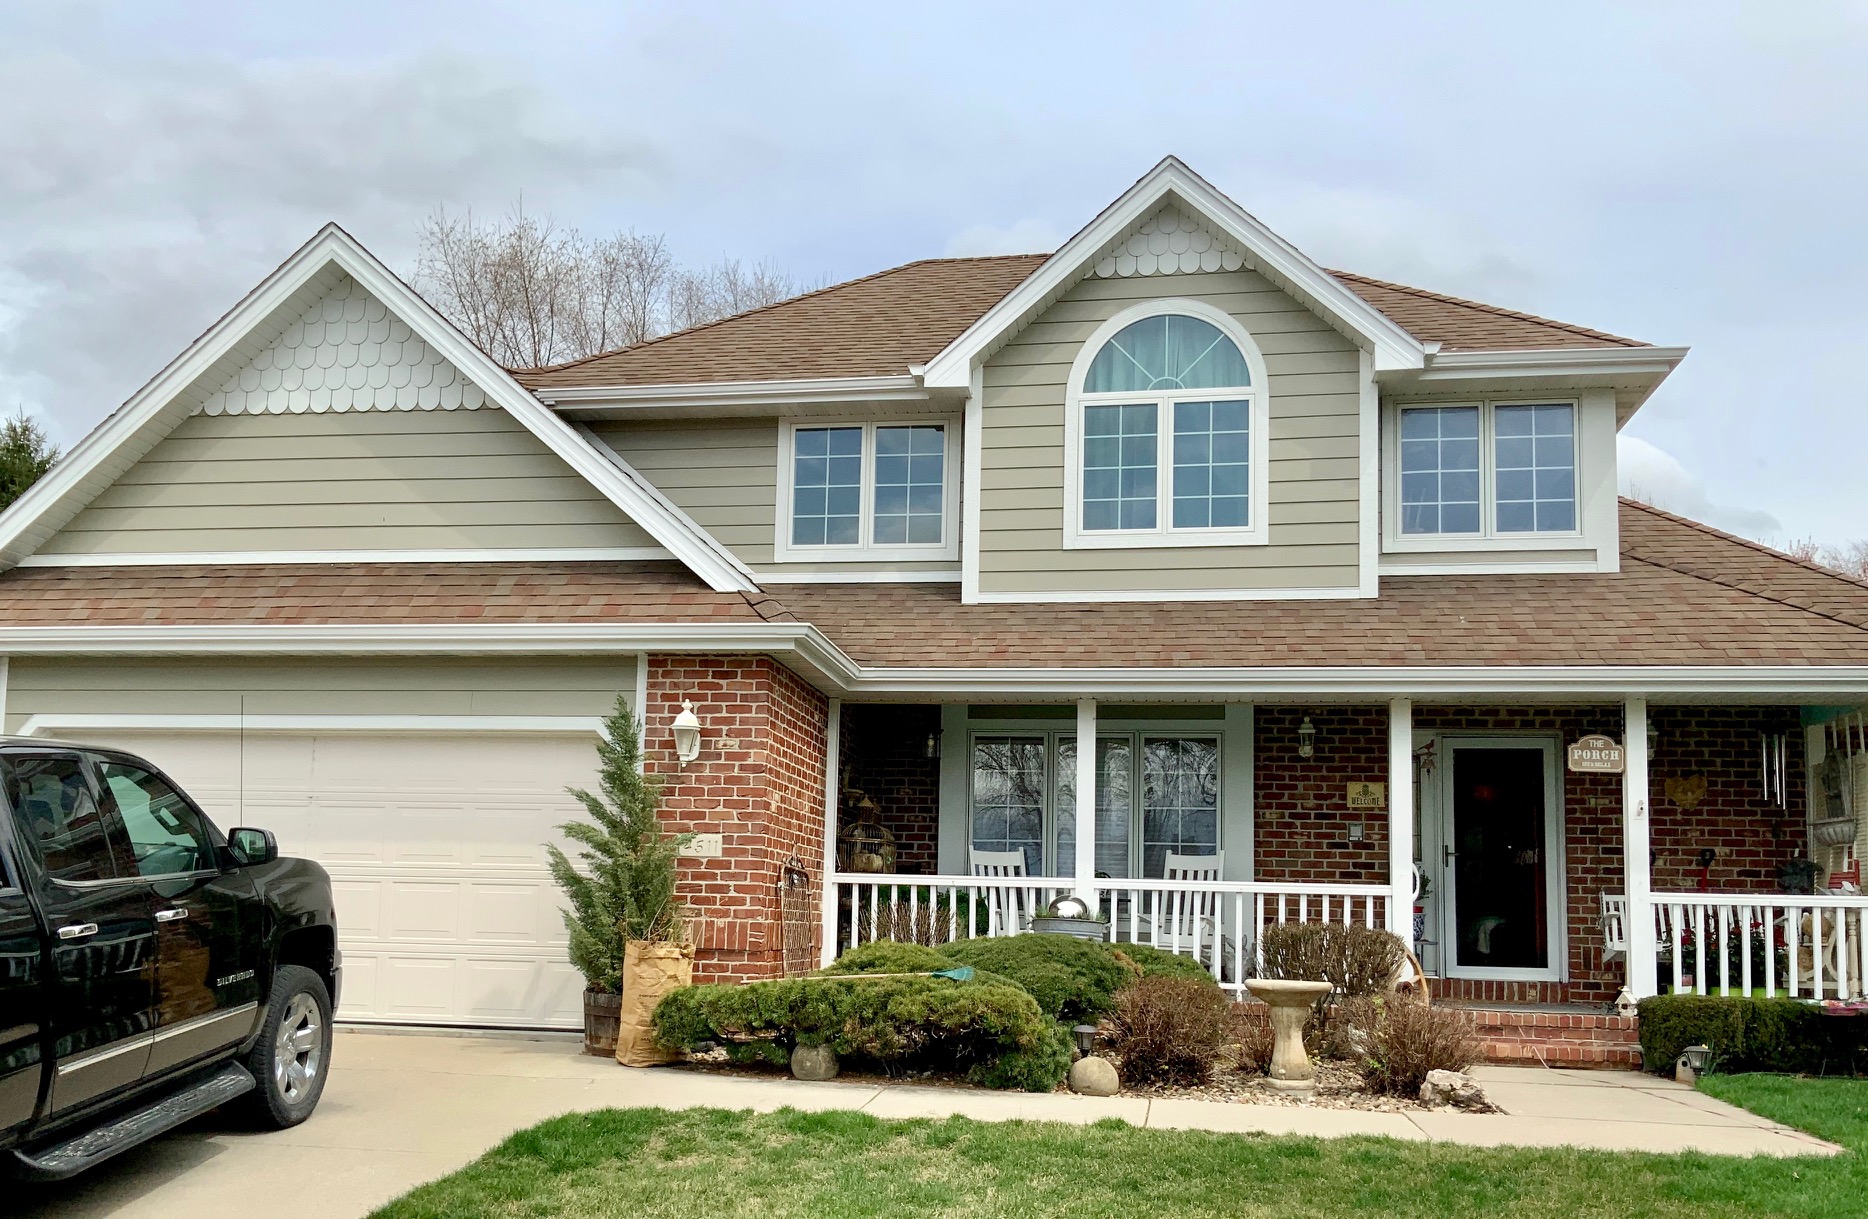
left=67, top=729, right=596, bottom=1030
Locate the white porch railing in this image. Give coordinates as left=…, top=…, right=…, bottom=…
left=1609, top=892, right=1868, bottom=999
left=830, top=872, right=1389, bottom=994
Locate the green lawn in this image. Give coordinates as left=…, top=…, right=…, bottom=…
left=373, top=1075, right=1867, bottom=1219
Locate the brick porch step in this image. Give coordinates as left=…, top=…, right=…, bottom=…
left=1444, top=1003, right=1644, bottom=1070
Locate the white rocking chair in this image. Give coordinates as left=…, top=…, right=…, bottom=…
left=969, top=848, right=1035, bottom=937
left=1158, top=851, right=1225, bottom=971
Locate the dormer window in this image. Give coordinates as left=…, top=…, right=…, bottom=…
left=1395, top=401, right=1578, bottom=537
left=1064, top=300, right=1270, bottom=550
left=775, top=418, right=962, bottom=562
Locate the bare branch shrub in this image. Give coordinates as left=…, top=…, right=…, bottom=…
left=1258, top=923, right=1407, bottom=1001
left=1100, top=976, right=1231, bottom=1085
left=1341, top=997, right=1481, bottom=1096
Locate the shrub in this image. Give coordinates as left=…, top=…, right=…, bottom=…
left=1638, top=995, right=1868, bottom=1076
left=1101, top=976, right=1232, bottom=1086
left=1107, top=942, right=1222, bottom=986
left=818, top=941, right=951, bottom=976
left=1258, top=923, right=1407, bottom=1001
left=1227, top=1001, right=1276, bottom=1075
left=651, top=973, right=1069, bottom=1092
left=1343, top=997, right=1480, bottom=1096
left=939, top=936, right=1136, bottom=1023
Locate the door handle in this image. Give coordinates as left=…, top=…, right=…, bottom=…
left=1444, top=846, right=1457, bottom=866
left=155, top=908, right=189, bottom=923
left=57, top=923, right=99, bottom=941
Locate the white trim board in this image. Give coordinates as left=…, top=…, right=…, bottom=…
left=18, top=713, right=606, bottom=737
left=19, top=547, right=672, bottom=568
left=922, top=157, right=1426, bottom=389
left=0, top=224, right=758, bottom=594
left=0, top=620, right=1865, bottom=700
left=537, top=375, right=935, bottom=412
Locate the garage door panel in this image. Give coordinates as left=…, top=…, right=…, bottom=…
left=61, top=729, right=597, bottom=1029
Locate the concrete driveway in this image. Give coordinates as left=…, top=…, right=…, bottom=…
left=15, top=1029, right=1838, bottom=1219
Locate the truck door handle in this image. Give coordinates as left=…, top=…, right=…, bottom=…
left=155, top=908, right=189, bottom=923
left=57, top=923, right=99, bottom=941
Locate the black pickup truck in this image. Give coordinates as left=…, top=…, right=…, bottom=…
left=0, top=739, right=339, bottom=1179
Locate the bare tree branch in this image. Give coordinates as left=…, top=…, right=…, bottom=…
left=412, top=203, right=807, bottom=368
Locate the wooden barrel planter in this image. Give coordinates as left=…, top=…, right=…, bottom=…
left=583, top=988, right=622, bottom=1057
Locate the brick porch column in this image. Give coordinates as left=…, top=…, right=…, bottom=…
left=642, top=654, right=830, bottom=984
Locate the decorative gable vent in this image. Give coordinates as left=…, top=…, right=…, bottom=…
left=1091, top=205, right=1247, bottom=279
left=199, top=275, right=487, bottom=416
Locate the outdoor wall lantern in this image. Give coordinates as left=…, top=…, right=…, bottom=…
left=672, top=700, right=703, bottom=766
left=924, top=730, right=942, bottom=760
left=1298, top=717, right=1317, bottom=759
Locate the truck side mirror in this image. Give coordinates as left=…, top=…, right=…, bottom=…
left=227, top=827, right=278, bottom=867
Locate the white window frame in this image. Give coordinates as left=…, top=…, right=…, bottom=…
left=775, top=417, right=962, bottom=562
left=965, top=726, right=1224, bottom=878
left=1382, top=397, right=1585, bottom=554
left=1063, top=299, right=1271, bottom=550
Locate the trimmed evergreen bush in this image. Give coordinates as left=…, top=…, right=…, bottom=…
left=938, top=934, right=1224, bottom=1022
left=1637, top=995, right=1868, bottom=1076
left=651, top=971, right=1069, bottom=1091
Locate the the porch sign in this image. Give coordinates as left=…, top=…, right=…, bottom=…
left=1346, top=781, right=1386, bottom=810
left=1568, top=734, right=1626, bottom=774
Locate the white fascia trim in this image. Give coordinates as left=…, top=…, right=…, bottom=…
left=539, top=375, right=929, bottom=411
left=18, top=713, right=605, bottom=737
left=570, top=423, right=760, bottom=583
left=966, top=585, right=1368, bottom=604
left=922, top=157, right=1426, bottom=388
left=1379, top=558, right=1602, bottom=577
left=19, top=547, right=670, bottom=568
left=840, top=665, right=1868, bottom=700
left=1410, top=346, right=1691, bottom=381
left=0, top=224, right=757, bottom=595
left=1356, top=349, right=1380, bottom=598
left=755, top=569, right=959, bottom=584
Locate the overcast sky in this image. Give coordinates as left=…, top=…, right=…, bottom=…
left=2, top=2, right=1863, bottom=545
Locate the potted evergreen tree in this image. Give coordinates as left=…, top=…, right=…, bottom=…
left=547, top=696, right=692, bottom=1060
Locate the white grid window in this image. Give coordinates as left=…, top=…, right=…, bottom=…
left=1494, top=405, right=1576, bottom=533
left=790, top=426, right=862, bottom=546
left=872, top=425, right=945, bottom=545
left=778, top=420, right=958, bottom=560
left=1172, top=400, right=1251, bottom=529
left=1083, top=404, right=1158, bottom=531
left=1399, top=406, right=1481, bottom=535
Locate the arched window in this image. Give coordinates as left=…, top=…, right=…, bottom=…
left=1066, top=301, right=1268, bottom=547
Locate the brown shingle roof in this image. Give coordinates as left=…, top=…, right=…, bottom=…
left=9, top=504, right=1863, bottom=675
left=0, top=562, right=773, bottom=627
left=515, top=255, right=1049, bottom=391
left=515, top=254, right=1650, bottom=391
left=774, top=502, right=1868, bottom=669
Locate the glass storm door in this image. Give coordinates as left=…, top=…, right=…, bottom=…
left=1442, top=740, right=1561, bottom=980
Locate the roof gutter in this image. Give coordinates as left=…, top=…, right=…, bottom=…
left=1, top=623, right=1863, bottom=701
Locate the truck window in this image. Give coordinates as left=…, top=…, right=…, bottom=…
left=4, top=755, right=125, bottom=883
left=95, top=760, right=215, bottom=878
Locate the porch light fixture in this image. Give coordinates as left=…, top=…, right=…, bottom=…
left=671, top=700, right=703, bottom=766
left=925, top=731, right=942, bottom=760
left=1298, top=717, right=1317, bottom=759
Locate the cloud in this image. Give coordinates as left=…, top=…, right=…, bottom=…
left=0, top=49, right=653, bottom=446
left=943, top=218, right=1063, bottom=258
left=1617, top=434, right=1784, bottom=541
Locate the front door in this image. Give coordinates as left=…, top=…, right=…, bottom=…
left=1439, top=738, right=1563, bottom=981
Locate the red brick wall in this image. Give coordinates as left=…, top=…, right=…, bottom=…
left=642, top=655, right=829, bottom=984
left=1253, top=707, right=1392, bottom=885
left=1254, top=704, right=1807, bottom=1003
left=836, top=704, right=942, bottom=875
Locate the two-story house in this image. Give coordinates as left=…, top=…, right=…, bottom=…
left=3, top=158, right=1864, bottom=1060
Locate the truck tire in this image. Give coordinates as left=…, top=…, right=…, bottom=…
left=239, top=965, right=333, bottom=1129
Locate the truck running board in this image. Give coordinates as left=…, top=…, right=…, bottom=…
left=8, top=1062, right=256, bottom=1181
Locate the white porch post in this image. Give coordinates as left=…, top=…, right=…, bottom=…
left=1387, top=697, right=1415, bottom=950
left=1624, top=697, right=1658, bottom=998
left=1075, top=698, right=1098, bottom=913
left=818, top=697, right=842, bottom=967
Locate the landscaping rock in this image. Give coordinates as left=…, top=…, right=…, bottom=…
left=1419, top=1068, right=1487, bottom=1110
left=790, top=1044, right=839, bottom=1081
left=1069, top=1056, right=1121, bottom=1096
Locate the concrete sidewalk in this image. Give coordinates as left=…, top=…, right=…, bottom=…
left=17, top=1029, right=1842, bottom=1219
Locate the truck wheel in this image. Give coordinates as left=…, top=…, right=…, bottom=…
left=240, top=965, right=333, bottom=1129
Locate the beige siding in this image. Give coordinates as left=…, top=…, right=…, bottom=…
left=978, top=268, right=1365, bottom=597
left=595, top=420, right=960, bottom=577
left=4, top=656, right=637, bottom=733
left=36, top=410, right=656, bottom=557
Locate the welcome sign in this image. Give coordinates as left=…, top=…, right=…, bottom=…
left=1568, top=734, right=1626, bottom=774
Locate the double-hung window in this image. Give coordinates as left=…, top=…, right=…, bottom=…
left=1395, top=400, right=1578, bottom=539
left=1067, top=303, right=1269, bottom=549
left=779, top=420, right=959, bottom=561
